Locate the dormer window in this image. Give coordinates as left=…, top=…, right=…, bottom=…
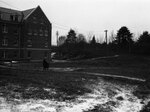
left=10, top=15, right=14, bottom=21
left=15, top=15, right=18, bottom=21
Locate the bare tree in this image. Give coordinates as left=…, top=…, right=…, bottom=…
left=87, top=32, right=94, bottom=43
left=58, top=36, right=66, bottom=46
left=109, top=30, right=116, bottom=43
left=76, top=33, right=87, bottom=43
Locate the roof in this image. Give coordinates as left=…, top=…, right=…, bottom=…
left=0, top=7, right=22, bottom=15
left=22, top=8, right=35, bottom=20
left=0, top=6, right=36, bottom=21
left=0, top=6, right=51, bottom=24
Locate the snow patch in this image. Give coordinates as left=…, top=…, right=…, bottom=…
left=0, top=78, right=148, bottom=112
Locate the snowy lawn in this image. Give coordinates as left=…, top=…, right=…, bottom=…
left=0, top=68, right=149, bottom=112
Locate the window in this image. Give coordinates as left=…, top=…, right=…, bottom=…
left=10, top=15, right=18, bottom=21
left=45, top=42, right=48, bottom=48
left=27, top=29, right=32, bottom=35
left=27, top=51, right=31, bottom=57
left=14, top=29, right=18, bottom=35
left=10, top=15, right=14, bottom=21
left=33, top=17, right=37, bottom=23
left=27, top=39, right=31, bottom=43
left=14, top=37, right=18, bottom=45
left=2, top=38, right=8, bottom=46
left=45, top=30, right=48, bottom=37
left=27, top=39, right=32, bottom=47
left=13, top=51, right=17, bottom=57
left=2, top=51, right=6, bottom=58
left=14, top=39, right=18, bottom=46
left=44, top=51, right=47, bottom=57
left=39, top=29, right=43, bottom=36
left=33, top=17, right=36, bottom=19
left=15, top=15, right=18, bottom=21
left=27, top=44, right=32, bottom=47
left=2, top=24, right=8, bottom=33
left=41, top=20, right=44, bottom=25
left=33, top=29, right=37, bottom=36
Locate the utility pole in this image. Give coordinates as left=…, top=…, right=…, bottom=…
left=104, top=30, right=108, bottom=44
left=104, top=30, right=108, bottom=56
left=56, top=31, right=59, bottom=46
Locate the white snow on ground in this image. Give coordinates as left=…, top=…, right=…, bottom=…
left=114, top=88, right=143, bottom=112
left=0, top=78, right=148, bottom=112
left=84, top=72, right=145, bottom=82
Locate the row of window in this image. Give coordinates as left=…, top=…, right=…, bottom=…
left=1, top=25, right=48, bottom=37
left=27, top=44, right=48, bottom=48
left=1, top=39, right=48, bottom=48
left=28, top=29, right=48, bottom=37
left=0, top=13, right=48, bottom=26
left=27, top=51, right=48, bottom=58
left=0, top=13, right=19, bottom=21
left=1, top=51, right=48, bottom=58
left=1, top=38, right=18, bottom=47
left=10, top=15, right=18, bottom=21
left=1, top=51, right=18, bottom=58
left=1, top=24, right=19, bottom=34
left=27, top=39, right=48, bottom=48
left=32, top=16, right=46, bottom=25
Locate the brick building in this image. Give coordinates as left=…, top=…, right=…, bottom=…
left=0, top=6, right=52, bottom=61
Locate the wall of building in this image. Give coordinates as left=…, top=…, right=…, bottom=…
left=22, top=49, right=49, bottom=60
left=0, top=6, right=52, bottom=61
left=0, top=21, right=20, bottom=60
left=21, top=7, right=51, bottom=60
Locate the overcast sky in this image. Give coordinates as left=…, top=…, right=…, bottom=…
left=1, top=0, right=150, bottom=44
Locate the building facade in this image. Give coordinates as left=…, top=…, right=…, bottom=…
left=0, top=6, right=52, bottom=61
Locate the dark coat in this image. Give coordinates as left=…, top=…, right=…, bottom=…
left=43, top=59, right=49, bottom=69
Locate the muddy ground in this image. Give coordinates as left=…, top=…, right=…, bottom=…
left=0, top=55, right=150, bottom=112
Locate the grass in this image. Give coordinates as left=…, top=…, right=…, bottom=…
left=50, top=54, right=150, bottom=79
left=0, top=68, right=97, bottom=101
left=0, top=54, right=150, bottom=111
left=1, top=54, right=150, bottom=99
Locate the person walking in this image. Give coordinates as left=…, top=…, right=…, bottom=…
left=43, top=58, right=49, bottom=70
